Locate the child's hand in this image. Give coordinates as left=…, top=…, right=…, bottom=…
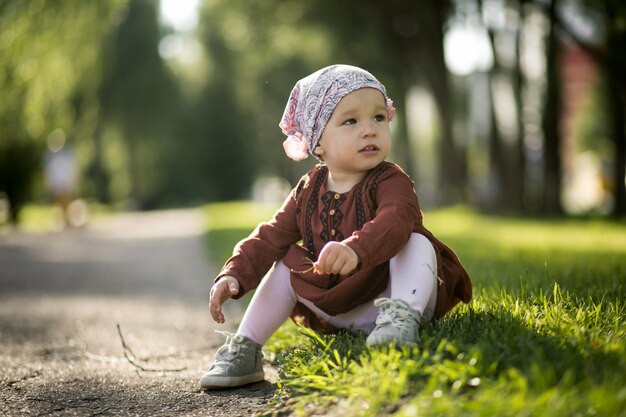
left=314, top=242, right=359, bottom=276
left=209, top=275, right=240, bottom=324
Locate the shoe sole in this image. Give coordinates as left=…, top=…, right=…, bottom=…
left=199, top=371, right=265, bottom=390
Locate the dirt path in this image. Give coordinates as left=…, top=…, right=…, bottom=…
left=0, top=210, right=277, bottom=416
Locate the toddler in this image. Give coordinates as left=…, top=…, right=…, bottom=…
left=200, top=65, right=472, bottom=389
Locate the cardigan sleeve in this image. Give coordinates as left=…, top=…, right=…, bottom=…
left=342, top=169, right=422, bottom=270
left=216, top=186, right=302, bottom=297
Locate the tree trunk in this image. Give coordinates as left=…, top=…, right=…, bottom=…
left=126, top=131, right=143, bottom=209
left=89, top=121, right=111, bottom=204
left=1, top=140, right=40, bottom=224
left=393, top=93, right=416, bottom=179
left=605, top=5, right=626, bottom=217
left=479, top=0, right=526, bottom=213
left=535, top=0, right=625, bottom=216
left=607, top=64, right=626, bottom=217
left=541, top=0, right=563, bottom=215
left=417, top=0, right=466, bottom=205
left=484, top=20, right=507, bottom=212
left=511, top=0, right=527, bottom=213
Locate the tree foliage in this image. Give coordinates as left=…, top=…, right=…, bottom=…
left=1, top=0, right=624, bottom=219
left=97, top=0, right=180, bottom=208
left=0, top=0, right=127, bottom=222
left=543, top=0, right=626, bottom=216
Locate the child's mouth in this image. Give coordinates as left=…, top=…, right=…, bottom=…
left=360, top=145, right=379, bottom=152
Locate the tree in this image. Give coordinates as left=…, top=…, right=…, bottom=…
left=542, top=0, right=564, bottom=215
left=476, top=0, right=527, bottom=213
left=98, top=0, right=180, bottom=209
left=602, top=1, right=626, bottom=217
left=0, top=0, right=127, bottom=223
left=534, top=0, right=626, bottom=216
left=511, top=0, right=528, bottom=213
left=192, top=0, right=469, bottom=205
left=414, top=0, right=468, bottom=205
left=302, top=0, right=467, bottom=204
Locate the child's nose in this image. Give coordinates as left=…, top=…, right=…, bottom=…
left=361, top=121, right=377, bottom=137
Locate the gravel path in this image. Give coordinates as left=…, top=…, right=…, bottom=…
left=0, top=210, right=277, bottom=416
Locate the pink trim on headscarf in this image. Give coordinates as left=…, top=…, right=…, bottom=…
left=279, top=65, right=394, bottom=161
left=282, top=133, right=309, bottom=161
left=386, top=98, right=396, bottom=121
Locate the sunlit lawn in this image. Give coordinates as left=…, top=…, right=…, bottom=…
left=203, top=200, right=281, bottom=263
left=0, top=203, right=112, bottom=233
left=203, top=202, right=626, bottom=417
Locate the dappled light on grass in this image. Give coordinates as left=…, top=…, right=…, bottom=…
left=265, top=286, right=625, bottom=416
left=202, top=202, right=626, bottom=416
left=425, top=206, right=626, bottom=254
left=245, top=206, right=626, bottom=417
left=425, top=207, right=626, bottom=304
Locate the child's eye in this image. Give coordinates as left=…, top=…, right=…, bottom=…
left=374, top=114, right=387, bottom=122
left=343, top=118, right=357, bottom=125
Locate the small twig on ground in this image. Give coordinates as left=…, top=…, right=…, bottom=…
left=84, top=350, right=120, bottom=363
left=116, top=323, right=187, bottom=372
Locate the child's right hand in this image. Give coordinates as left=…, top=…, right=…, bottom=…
left=209, top=275, right=240, bottom=324
left=314, top=241, right=359, bottom=276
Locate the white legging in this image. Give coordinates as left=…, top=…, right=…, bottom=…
left=236, top=233, right=439, bottom=345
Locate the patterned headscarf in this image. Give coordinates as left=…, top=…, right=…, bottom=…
left=279, top=65, right=395, bottom=161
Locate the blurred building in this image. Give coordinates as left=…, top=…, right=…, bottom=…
left=560, top=42, right=607, bottom=213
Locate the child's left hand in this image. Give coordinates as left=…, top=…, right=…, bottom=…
left=314, top=241, right=359, bottom=276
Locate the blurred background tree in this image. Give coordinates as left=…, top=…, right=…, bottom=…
left=0, top=0, right=127, bottom=223
left=556, top=0, right=626, bottom=217
left=97, top=0, right=181, bottom=209
left=1, top=0, right=624, bottom=223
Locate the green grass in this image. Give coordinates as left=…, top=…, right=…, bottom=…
left=202, top=200, right=281, bottom=264
left=0, top=202, right=113, bottom=232
left=203, top=203, right=626, bottom=417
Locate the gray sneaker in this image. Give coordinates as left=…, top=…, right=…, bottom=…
left=199, top=331, right=265, bottom=389
left=366, top=298, right=421, bottom=346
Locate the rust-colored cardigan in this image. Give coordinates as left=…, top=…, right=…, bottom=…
left=218, top=162, right=472, bottom=331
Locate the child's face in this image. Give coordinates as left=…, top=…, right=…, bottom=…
left=314, top=88, right=391, bottom=176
